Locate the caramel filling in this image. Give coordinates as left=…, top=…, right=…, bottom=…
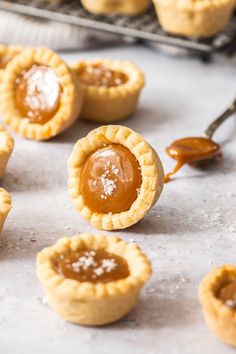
left=56, top=249, right=130, bottom=283
left=165, top=137, right=220, bottom=182
left=218, top=280, right=236, bottom=309
left=15, top=64, right=61, bottom=124
left=80, top=144, right=142, bottom=214
left=78, top=64, right=128, bottom=88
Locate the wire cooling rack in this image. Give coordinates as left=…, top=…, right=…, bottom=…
left=0, top=0, right=235, bottom=56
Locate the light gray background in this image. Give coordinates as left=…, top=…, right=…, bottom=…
left=0, top=45, right=236, bottom=354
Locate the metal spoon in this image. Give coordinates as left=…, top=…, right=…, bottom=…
left=205, top=97, right=236, bottom=139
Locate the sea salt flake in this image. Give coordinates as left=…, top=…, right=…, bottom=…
left=94, top=267, right=104, bottom=276
left=101, top=258, right=117, bottom=272
left=225, top=300, right=236, bottom=308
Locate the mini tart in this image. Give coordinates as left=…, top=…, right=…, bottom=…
left=153, top=0, right=234, bottom=38
left=199, top=265, right=236, bottom=347
left=0, top=124, right=14, bottom=178
left=37, top=234, right=152, bottom=326
left=81, top=0, right=149, bottom=15
left=0, top=45, right=24, bottom=80
left=70, top=59, right=144, bottom=123
left=68, top=125, right=164, bottom=230
left=0, top=47, right=82, bottom=141
left=0, top=188, right=12, bottom=234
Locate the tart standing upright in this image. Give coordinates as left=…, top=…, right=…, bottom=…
left=0, top=47, right=83, bottom=140
left=68, top=125, right=164, bottom=230
left=70, top=59, right=145, bottom=123
left=0, top=45, right=24, bottom=80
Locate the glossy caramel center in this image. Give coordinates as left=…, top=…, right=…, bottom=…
left=80, top=144, right=142, bottom=214
left=56, top=249, right=130, bottom=283
left=165, top=137, right=220, bottom=182
left=218, top=280, right=236, bottom=309
left=78, top=64, right=128, bottom=88
left=15, top=64, right=61, bottom=124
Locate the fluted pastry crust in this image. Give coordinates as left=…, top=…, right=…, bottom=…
left=0, top=188, right=12, bottom=234
left=199, top=265, right=236, bottom=347
left=68, top=125, right=164, bottom=230
left=70, top=59, right=145, bottom=123
left=37, top=233, right=152, bottom=325
left=81, top=0, right=149, bottom=15
left=153, top=0, right=234, bottom=37
left=0, top=47, right=83, bottom=141
left=0, top=124, right=14, bottom=178
left=0, top=45, right=24, bottom=80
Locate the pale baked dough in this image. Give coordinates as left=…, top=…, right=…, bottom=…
left=70, top=59, right=145, bottom=123
left=0, top=188, right=12, bottom=234
left=0, top=124, right=14, bottom=178
left=0, top=47, right=83, bottom=141
left=37, top=234, right=152, bottom=326
left=153, top=0, right=234, bottom=37
left=199, top=265, right=236, bottom=347
left=68, top=125, right=164, bottom=230
left=0, top=45, right=24, bottom=80
left=81, top=0, right=149, bottom=15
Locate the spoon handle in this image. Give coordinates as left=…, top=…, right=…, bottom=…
left=205, top=98, right=236, bottom=139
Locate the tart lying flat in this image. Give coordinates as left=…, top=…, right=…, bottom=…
left=81, top=0, right=149, bottom=15
left=70, top=59, right=144, bottom=123
left=0, top=188, right=12, bottom=234
left=153, top=0, right=234, bottom=37
left=0, top=47, right=82, bottom=140
left=37, top=234, right=152, bottom=326
left=0, top=124, right=14, bottom=178
left=199, top=265, right=236, bottom=347
left=68, top=125, right=164, bottom=230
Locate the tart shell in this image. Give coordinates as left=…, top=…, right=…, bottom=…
left=68, top=125, right=164, bottom=230
left=70, top=59, right=145, bottom=123
left=0, top=47, right=83, bottom=141
left=0, top=188, right=12, bottom=234
left=0, top=124, right=14, bottom=178
left=199, top=265, right=236, bottom=347
left=81, top=0, right=149, bottom=15
left=37, top=234, right=152, bottom=326
left=0, top=45, right=24, bottom=80
left=153, top=0, right=234, bottom=38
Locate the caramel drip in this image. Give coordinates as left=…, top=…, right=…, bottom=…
left=165, top=137, right=220, bottom=182
left=80, top=144, right=142, bottom=214
left=56, top=249, right=130, bottom=283
left=15, top=64, right=61, bottom=124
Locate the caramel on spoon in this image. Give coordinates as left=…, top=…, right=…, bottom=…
left=165, top=97, right=236, bottom=183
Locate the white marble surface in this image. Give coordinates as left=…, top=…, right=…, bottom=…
left=0, top=45, right=236, bottom=354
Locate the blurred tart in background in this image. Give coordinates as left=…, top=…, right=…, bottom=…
left=81, top=0, right=149, bottom=15
left=153, top=0, right=235, bottom=38
left=0, top=47, right=83, bottom=140
left=70, top=58, right=145, bottom=123
left=199, top=265, right=236, bottom=347
left=0, top=124, right=14, bottom=178
left=68, top=125, right=164, bottom=230
left=0, top=188, right=12, bottom=234
left=37, top=233, right=152, bottom=325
